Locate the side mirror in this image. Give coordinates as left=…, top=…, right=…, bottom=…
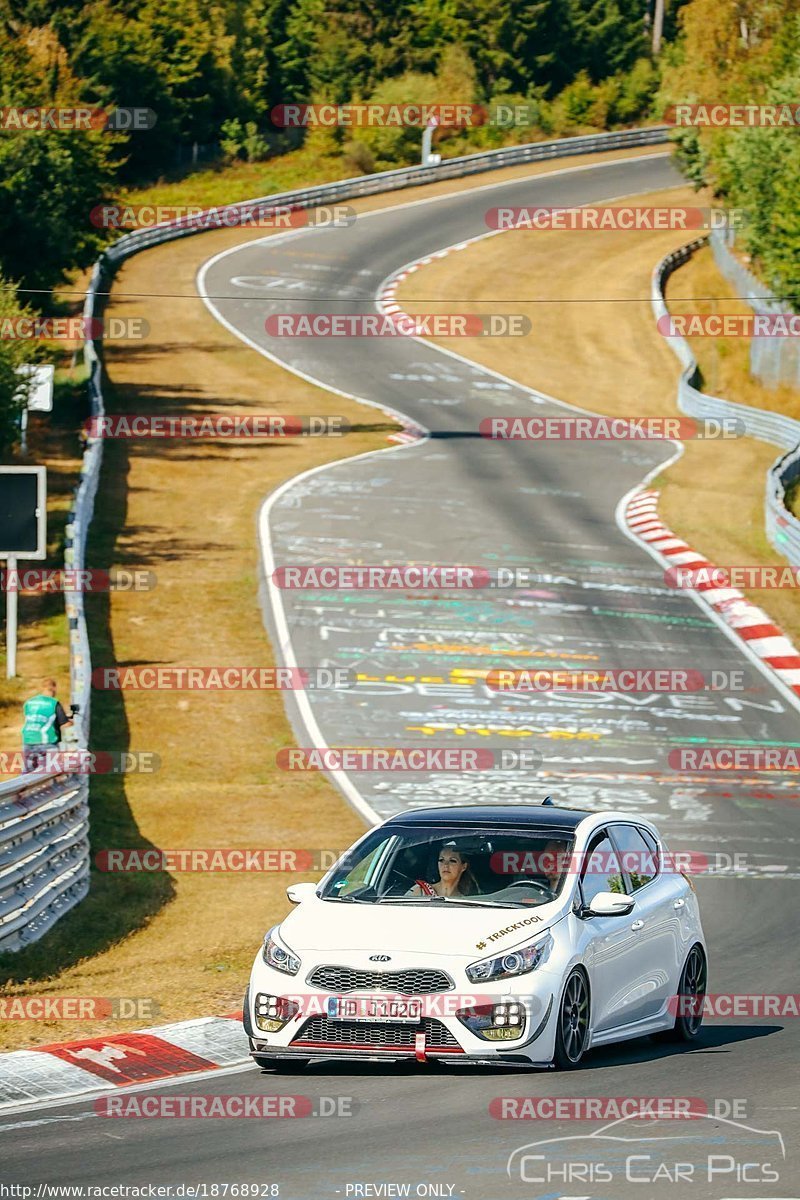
left=585, top=891, right=634, bottom=917
left=286, top=882, right=317, bottom=905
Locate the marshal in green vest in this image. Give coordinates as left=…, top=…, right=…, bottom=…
left=22, top=693, right=59, bottom=745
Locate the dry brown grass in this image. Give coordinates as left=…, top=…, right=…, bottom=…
left=0, top=144, right=659, bottom=1051
left=397, top=185, right=800, bottom=648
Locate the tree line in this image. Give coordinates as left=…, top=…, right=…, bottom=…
left=659, top=0, right=800, bottom=306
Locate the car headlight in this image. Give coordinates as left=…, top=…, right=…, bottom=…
left=262, top=926, right=301, bottom=976
left=466, top=932, right=552, bottom=983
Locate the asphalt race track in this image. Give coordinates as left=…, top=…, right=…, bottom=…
left=3, top=153, right=799, bottom=1198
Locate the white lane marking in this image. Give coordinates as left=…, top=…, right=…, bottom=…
left=0, top=1113, right=93, bottom=1131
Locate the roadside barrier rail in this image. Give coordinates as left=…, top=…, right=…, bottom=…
left=652, top=239, right=800, bottom=566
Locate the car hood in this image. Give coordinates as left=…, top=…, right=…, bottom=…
left=279, top=895, right=563, bottom=957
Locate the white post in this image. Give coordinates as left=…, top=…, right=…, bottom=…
left=6, top=555, right=17, bottom=678
left=421, top=116, right=440, bottom=166
left=652, top=0, right=664, bottom=55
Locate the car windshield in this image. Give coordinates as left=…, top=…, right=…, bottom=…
left=318, top=824, right=576, bottom=908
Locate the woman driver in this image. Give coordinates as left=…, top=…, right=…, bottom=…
left=407, top=841, right=479, bottom=898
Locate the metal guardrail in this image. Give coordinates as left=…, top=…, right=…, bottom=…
left=710, top=227, right=800, bottom=389
left=0, top=124, right=669, bottom=951
left=101, top=125, right=669, bottom=264
left=0, top=770, right=89, bottom=950
left=0, top=276, right=103, bottom=951
left=652, top=239, right=800, bottom=566
left=0, top=269, right=106, bottom=951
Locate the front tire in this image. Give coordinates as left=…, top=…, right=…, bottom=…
left=553, top=968, right=590, bottom=1069
left=652, top=943, right=707, bottom=1044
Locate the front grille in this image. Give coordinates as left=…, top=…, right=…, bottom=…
left=293, top=1015, right=462, bottom=1052
left=307, top=965, right=453, bottom=994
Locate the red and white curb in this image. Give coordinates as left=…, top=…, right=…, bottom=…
left=0, top=1014, right=248, bottom=1109
left=625, top=490, right=800, bottom=697
left=378, top=243, right=475, bottom=327
left=387, top=419, right=425, bottom=446
left=375, top=252, right=433, bottom=447
left=379, top=245, right=475, bottom=448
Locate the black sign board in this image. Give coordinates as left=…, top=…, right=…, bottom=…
left=0, top=467, right=46, bottom=559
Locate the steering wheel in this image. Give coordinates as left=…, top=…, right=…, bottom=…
left=505, top=879, right=556, bottom=898
left=381, top=867, right=420, bottom=897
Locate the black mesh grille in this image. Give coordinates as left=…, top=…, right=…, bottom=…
left=293, top=1015, right=462, bottom=1051
left=307, top=965, right=453, bottom=994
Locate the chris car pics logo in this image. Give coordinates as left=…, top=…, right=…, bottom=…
left=506, top=1112, right=785, bottom=1187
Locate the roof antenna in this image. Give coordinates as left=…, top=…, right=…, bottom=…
left=542, top=795, right=554, bottom=806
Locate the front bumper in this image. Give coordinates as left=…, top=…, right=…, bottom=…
left=245, top=956, right=560, bottom=1064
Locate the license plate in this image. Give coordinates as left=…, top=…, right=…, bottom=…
left=327, top=996, right=423, bottom=1023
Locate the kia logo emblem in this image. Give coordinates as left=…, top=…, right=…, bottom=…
left=369, top=954, right=391, bottom=962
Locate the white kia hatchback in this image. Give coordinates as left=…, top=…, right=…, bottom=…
left=244, top=803, right=707, bottom=1070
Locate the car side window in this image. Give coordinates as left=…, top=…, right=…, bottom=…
left=579, top=832, right=626, bottom=905
left=610, top=824, right=659, bottom=891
